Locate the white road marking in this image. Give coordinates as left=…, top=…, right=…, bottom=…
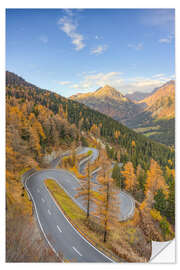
left=25, top=179, right=58, bottom=257
left=25, top=148, right=115, bottom=262
left=37, top=188, right=40, bottom=193
left=41, top=198, right=45, bottom=203
left=45, top=183, right=114, bottom=262
left=57, top=225, right=62, bottom=233
left=48, top=209, right=51, bottom=215
left=72, top=246, right=82, bottom=256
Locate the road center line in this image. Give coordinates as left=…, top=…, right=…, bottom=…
left=48, top=209, right=51, bottom=215
left=72, top=246, right=82, bottom=256
left=57, top=225, right=62, bottom=233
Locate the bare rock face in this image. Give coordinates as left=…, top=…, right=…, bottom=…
left=138, top=80, right=175, bottom=120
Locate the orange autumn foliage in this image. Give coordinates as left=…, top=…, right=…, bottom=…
left=145, top=159, right=169, bottom=199
left=121, top=162, right=137, bottom=192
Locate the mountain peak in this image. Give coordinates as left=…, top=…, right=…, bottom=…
left=70, top=84, right=129, bottom=104
left=94, top=85, right=124, bottom=99
left=104, top=84, right=113, bottom=89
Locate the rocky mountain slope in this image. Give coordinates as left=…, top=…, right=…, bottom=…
left=139, top=80, right=175, bottom=120
left=71, top=81, right=175, bottom=146
left=125, top=91, right=152, bottom=102
left=130, top=81, right=175, bottom=146
left=71, top=85, right=143, bottom=125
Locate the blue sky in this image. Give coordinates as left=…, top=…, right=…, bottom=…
left=6, top=8, right=175, bottom=97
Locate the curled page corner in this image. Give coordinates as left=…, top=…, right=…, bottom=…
left=150, top=239, right=175, bottom=263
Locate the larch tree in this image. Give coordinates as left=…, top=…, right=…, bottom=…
left=145, top=159, right=169, bottom=200
left=75, top=162, right=93, bottom=218
left=28, top=112, right=46, bottom=158
left=29, top=127, right=41, bottom=158
left=90, top=124, right=100, bottom=138
left=94, top=174, right=119, bottom=242
left=121, top=161, right=137, bottom=193
left=117, top=150, right=121, bottom=163
left=139, top=189, right=154, bottom=212
left=93, top=151, right=119, bottom=242
left=131, top=140, right=136, bottom=156
left=139, top=159, right=170, bottom=215
left=32, top=120, right=46, bottom=140
left=114, top=130, right=120, bottom=141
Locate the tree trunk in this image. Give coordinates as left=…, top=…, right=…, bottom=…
left=87, top=162, right=90, bottom=218
left=104, top=229, right=107, bottom=243
left=104, top=182, right=109, bottom=242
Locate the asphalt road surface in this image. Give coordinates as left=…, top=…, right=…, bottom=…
left=25, top=147, right=134, bottom=262
left=25, top=169, right=113, bottom=262
left=78, top=148, right=134, bottom=221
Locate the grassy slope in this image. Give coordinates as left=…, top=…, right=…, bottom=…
left=44, top=178, right=122, bottom=262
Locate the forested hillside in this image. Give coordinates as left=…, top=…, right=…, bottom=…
left=6, top=71, right=175, bottom=261
left=6, top=72, right=79, bottom=262
left=6, top=72, right=174, bottom=171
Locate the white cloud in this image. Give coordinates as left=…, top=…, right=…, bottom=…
left=152, top=74, right=165, bottom=78
left=70, top=72, right=123, bottom=90
left=159, top=37, right=172, bottom=44
left=121, top=75, right=175, bottom=93
left=128, top=43, right=143, bottom=51
left=58, top=81, right=71, bottom=85
left=57, top=12, right=85, bottom=51
left=72, top=84, right=80, bottom=89
left=95, top=35, right=103, bottom=40
left=76, top=70, right=97, bottom=77
left=39, top=35, right=48, bottom=44
left=69, top=72, right=174, bottom=94
left=91, top=45, right=108, bottom=55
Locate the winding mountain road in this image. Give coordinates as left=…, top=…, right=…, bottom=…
left=24, top=147, right=135, bottom=262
